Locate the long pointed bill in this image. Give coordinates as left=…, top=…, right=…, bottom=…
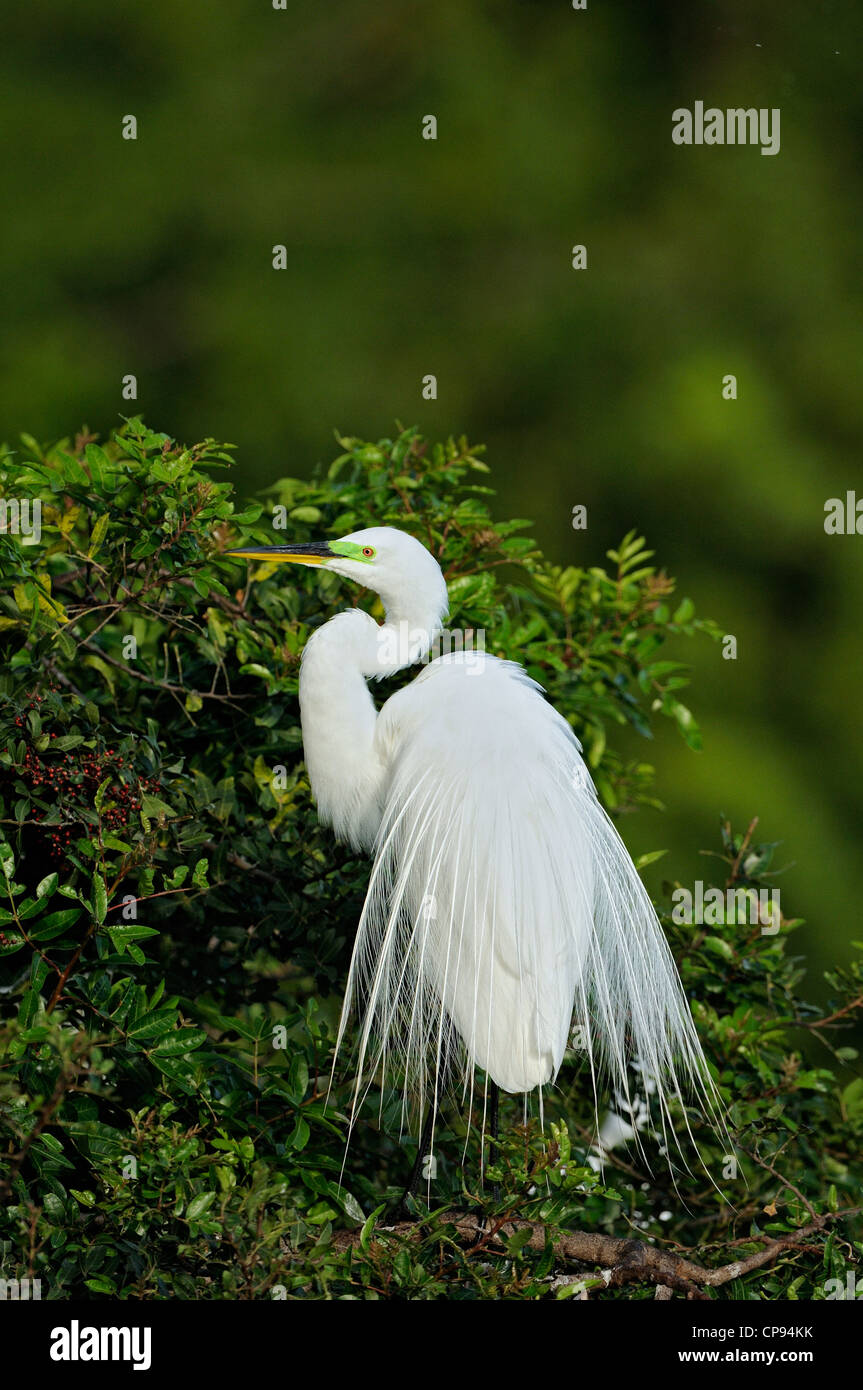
left=224, top=542, right=334, bottom=567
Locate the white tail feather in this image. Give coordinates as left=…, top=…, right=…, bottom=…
left=333, top=651, right=719, bottom=1149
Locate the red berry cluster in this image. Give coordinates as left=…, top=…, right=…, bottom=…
left=8, top=690, right=165, bottom=867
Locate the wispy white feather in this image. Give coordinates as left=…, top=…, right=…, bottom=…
left=332, top=649, right=719, bottom=1148
left=286, top=525, right=720, bottom=1161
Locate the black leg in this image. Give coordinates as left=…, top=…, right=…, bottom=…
left=489, top=1081, right=499, bottom=1166
left=488, top=1081, right=501, bottom=1204
left=399, top=1101, right=436, bottom=1217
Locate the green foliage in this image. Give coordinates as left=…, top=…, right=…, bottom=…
left=0, top=420, right=859, bottom=1300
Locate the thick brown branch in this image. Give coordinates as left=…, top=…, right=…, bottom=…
left=332, top=1207, right=857, bottom=1299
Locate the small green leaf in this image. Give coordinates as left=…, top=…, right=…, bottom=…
left=88, top=512, right=110, bottom=558
left=106, top=924, right=159, bottom=949
left=634, top=849, right=668, bottom=871
left=36, top=872, right=59, bottom=899
left=94, top=776, right=113, bottom=813
left=703, top=935, right=735, bottom=962
left=92, top=871, right=108, bottom=924
left=186, top=1192, right=216, bottom=1220
left=31, top=908, right=82, bottom=941
left=151, top=1028, right=207, bottom=1056
left=84, top=1276, right=117, bottom=1295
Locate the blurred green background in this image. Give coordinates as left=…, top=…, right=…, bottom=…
left=2, top=1, right=861, bottom=992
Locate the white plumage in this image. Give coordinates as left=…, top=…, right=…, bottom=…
left=345, top=650, right=593, bottom=1099
left=229, top=525, right=717, bottom=1148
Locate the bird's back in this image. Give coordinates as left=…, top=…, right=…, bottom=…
left=342, top=651, right=594, bottom=1097
left=335, top=647, right=715, bottom=1140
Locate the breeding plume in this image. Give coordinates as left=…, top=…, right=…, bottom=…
left=227, top=527, right=715, bottom=1154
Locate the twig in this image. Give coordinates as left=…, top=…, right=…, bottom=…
left=749, top=1147, right=818, bottom=1221
left=79, top=639, right=252, bottom=708
left=726, top=818, right=758, bottom=889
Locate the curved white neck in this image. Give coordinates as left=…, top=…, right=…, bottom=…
left=298, top=597, right=445, bottom=851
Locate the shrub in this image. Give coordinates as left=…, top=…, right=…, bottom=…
left=0, top=419, right=859, bottom=1299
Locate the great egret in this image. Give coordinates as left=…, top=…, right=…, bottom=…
left=227, top=527, right=716, bottom=1186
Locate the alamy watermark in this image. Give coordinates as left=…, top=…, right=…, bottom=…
left=824, top=492, right=863, bottom=535
left=377, top=620, right=486, bottom=673
left=50, top=1322, right=151, bottom=1371
left=672, top=881, right=781, bottom=935
left=0, top=497, right=41, bottom=543
left=672, top=103, right=780, bottom=157
left=823, top=1271, right=862, bottom=1299
left=0, top=1276, right=42, bottom=1300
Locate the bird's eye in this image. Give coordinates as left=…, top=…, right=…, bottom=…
left=362, top=546, right=375, bottom=558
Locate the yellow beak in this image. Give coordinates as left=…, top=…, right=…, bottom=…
left=224, top=543, right=333, bottom=567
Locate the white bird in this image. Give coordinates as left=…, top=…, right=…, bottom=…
left=227, top=526, right=717, bottom=1170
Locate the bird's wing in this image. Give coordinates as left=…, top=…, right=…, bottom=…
left=336, top=651, right=715, bottom=1138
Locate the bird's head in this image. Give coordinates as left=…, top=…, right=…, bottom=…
left=225, top=526, right=449, bottom=634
